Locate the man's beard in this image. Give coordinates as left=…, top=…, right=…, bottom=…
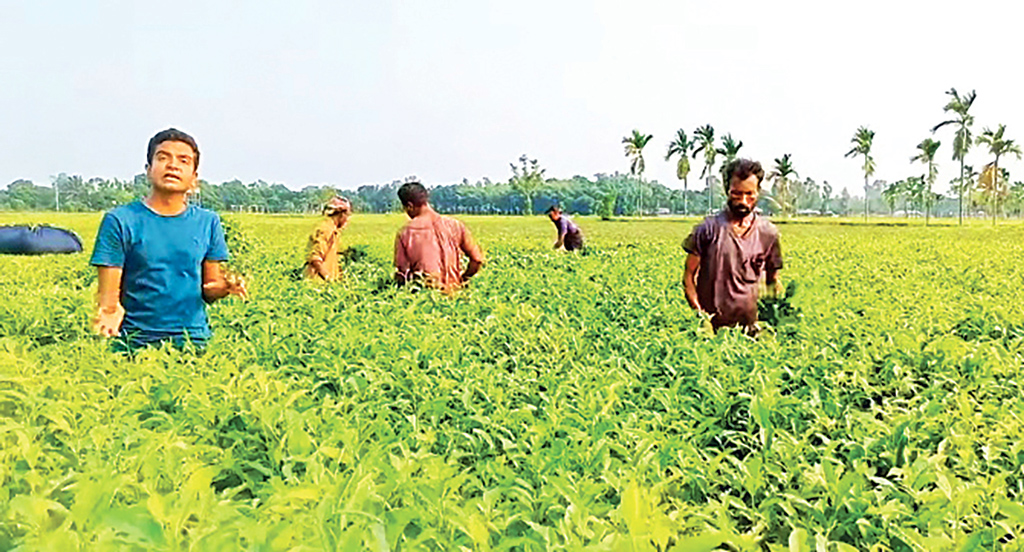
left=728, top=201, right=752, bottom=218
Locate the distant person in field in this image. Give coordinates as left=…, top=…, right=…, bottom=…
left=90, top=128, right=247, bottom=351
left=304, top=196, right=351, bottom=281
left=546, top=205, right=584, bottom=251
left=394, top=181, right=484, bottom=292
left=683, top=158, right=782, bottom=332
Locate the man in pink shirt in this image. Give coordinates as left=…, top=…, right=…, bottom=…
left=394, top=182, right=485, bottom=292
left=683, top=158, right=783, bottom=332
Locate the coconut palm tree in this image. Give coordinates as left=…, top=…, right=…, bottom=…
left=718, top=133, right=744, bottom=164
left=691, top=125, right=718, bottom=213
left=665, top=129, right=694, bottom=215
left=845, top=126, right=876, bottom=220
left=768, top=154, right=799, bottom=216
left=623, top=129, right=653, bottom=216
left=932, top=88, right=977, bottom=225
left=717, top=133, right=744, bottom=186
left=976, top=125, right=1023, bottom=224
left=910, top=138, right=941, bottom=225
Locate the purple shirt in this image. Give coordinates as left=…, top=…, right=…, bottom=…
left=551, top=215, right=580, bottom=237
left=683, top=212, right=782, bottom=327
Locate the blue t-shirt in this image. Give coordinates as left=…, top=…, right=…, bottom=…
left=90, top=201, right=229, bottom=345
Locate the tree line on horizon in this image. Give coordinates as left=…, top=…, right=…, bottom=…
left=3, top=87, right=1021, bottom=220
left=3, top=166, right=1022, bottom=220
left=0, top=170, right=876, bottom=218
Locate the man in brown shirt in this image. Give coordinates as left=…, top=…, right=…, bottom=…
left=394, top=182, right=484, bottom=292
left=683, top=158, right=782, bottom=331
left=304, top=196, right=351, bottom=281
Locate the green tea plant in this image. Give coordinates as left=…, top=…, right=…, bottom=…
left=1, top=213, right=1024, bottom=551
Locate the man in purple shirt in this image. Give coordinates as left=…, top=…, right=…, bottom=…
left=683, top=158, right=782, bottom=332
left=546, top=205, right=584, bottom=251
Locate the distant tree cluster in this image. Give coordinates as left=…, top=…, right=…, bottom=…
left=0, top=171, right=725, bottom=217
left=0, top=169, right=874, bottom=218
left=0, top=174, right=340, bottom=214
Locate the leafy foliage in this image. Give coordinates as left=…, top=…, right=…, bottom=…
left=509, top=155, right=546, bottom=216
left=3, top=213, right=1024, bottom=550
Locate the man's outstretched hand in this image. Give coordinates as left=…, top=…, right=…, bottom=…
left=203, top=272, right=249, bottom=302
left=93, top=303, right=125, bottom=337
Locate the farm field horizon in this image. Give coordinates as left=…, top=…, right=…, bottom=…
left=2, top=212, right=1024, bottom=551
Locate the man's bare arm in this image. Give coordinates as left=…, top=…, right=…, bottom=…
left=683, top=253, right=703, bottom=312
left=94, top=266, right=125, bottom=337
left=394, top=233, right=410, bottom=284
left=307, top=228, right=331, bottom=279
left=308, top=257, right=331, bottom=279
left=765, top=268, right=782, bottom=298
left=461, top=229, right=485, bottom=282
left=202, top=260, right=248, bottom=302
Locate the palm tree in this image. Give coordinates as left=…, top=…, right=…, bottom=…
left=623, top=129, right=653, bottom=216
left=932, top=88, right=977, bottom=225
left=718, top=133, right=744, bottom=164
left=976, top=125, right=1023, bottom=224
left=910, top=138, right=941, bottom=225
left=691, top=125, right=718, bottom=214
left=717, top=133, right=744, bottom=188
left=845, top=126, right=876, bottom=220
left=768, top=154, right=799, bottom=216
left=665, top=129, right=694, bottom=215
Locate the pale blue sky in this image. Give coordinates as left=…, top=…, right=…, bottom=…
left=1, top=0, right=1021, bottom=195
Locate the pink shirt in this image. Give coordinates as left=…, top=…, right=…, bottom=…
left=394, top=213, right=481, bottom=291
left=683, top=212, right=782, bottom=328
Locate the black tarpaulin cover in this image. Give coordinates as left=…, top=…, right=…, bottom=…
left=0, top=225, right=83, bottom=255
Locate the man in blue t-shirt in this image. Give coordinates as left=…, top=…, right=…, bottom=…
left=546, top=205, right=584, bottom=251
left=90, top=128, right=247, bottom=350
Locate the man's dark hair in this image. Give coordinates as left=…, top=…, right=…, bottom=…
left=722, top=158, right=764, bottom=192
left=397, top=181, right=429, bottom=207
left=545, top=204, right=562, bottom=214
left=147, top=128, right=200, bottom=170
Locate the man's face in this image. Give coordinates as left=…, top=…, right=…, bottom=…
left=727, top=174, right=760, bottom=218
left=334, top=210, right=351, bottom=228
left=147, top=140, right=197, bottom=194
left=548, top=210, right=561, bottom=221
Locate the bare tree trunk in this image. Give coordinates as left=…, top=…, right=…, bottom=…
left=958, top=156, right=964, bottom=225
left=707, top=171, right=713, bottom=215
left=863, top=173, right=868, bottom=221
left=683, top=176, right=688, bottom=216
left=993, top=157, right=1000, bottom=226
left=926, top=164, right=931, bottom=227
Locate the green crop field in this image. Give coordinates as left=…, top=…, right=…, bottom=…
left=2, top=212, right=1024, bottom=551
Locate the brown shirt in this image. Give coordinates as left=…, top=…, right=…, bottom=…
left=683, top=212, right=782, bottom=328
left=304, top=218, right=341, bottom=281
left=394, top=213, right=482, bottom=292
